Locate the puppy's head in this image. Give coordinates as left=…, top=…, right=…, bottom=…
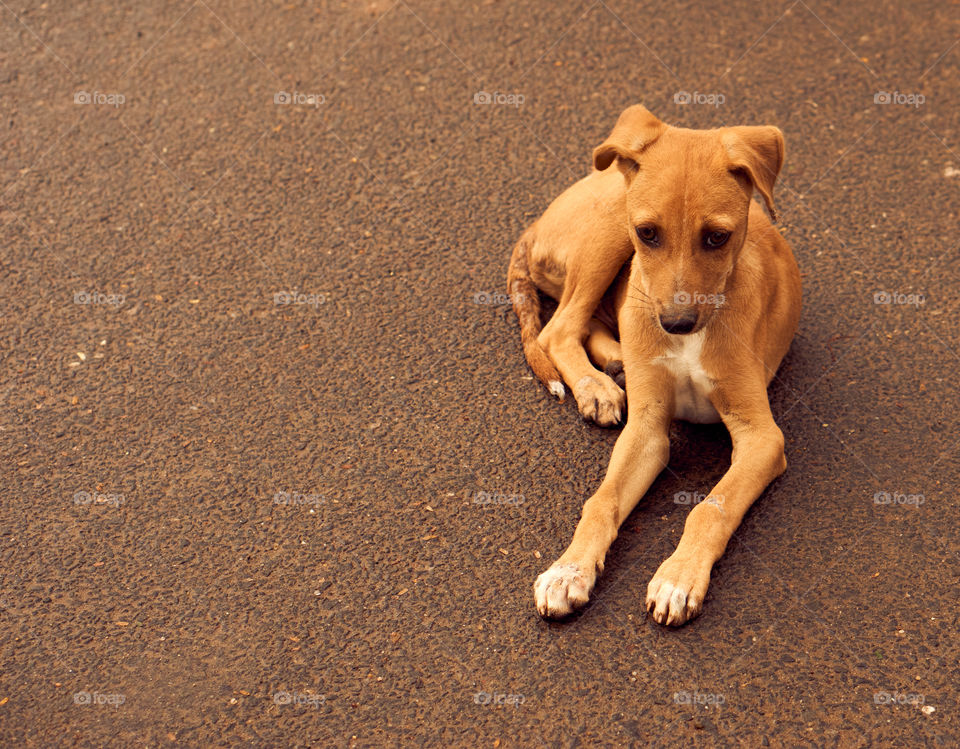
left=594, top=104, right=784, bottom=335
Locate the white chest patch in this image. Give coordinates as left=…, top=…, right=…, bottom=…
left=653, top=331, right=721, bottom=423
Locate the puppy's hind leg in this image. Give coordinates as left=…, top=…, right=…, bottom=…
left=536, top=257, right=630, bottom=427
left=508, top=226, right=630, bottom=426
left=539, top=298, right=627, bottom=426
left=586, top=318, right=625, bottom=390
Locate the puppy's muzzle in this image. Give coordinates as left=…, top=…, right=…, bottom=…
left=658, top=308, right=699, bottom=335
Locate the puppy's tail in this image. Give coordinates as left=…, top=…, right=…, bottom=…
left=507, top=229, right=565, bottom=401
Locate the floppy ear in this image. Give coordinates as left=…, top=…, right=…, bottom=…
left=593, top=104, right=666, bottom=172
left=722, top=126, right=784, bottom=221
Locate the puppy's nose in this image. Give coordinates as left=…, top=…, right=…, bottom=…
left=659, top=309, right=698, bottom=335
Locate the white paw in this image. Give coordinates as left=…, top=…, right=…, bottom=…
left=534, top=562, right=594, bottom=619
left=645, top=553, right=711, bottom=626
left=573, top=375, right=625, bottom=427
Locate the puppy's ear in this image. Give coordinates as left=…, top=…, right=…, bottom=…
left=593, top=105, right=666, bottom=172
left=722, top=126, right=784, bottom=221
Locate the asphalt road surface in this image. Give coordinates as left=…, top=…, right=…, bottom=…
left=2, top=1, right=958, bottom=746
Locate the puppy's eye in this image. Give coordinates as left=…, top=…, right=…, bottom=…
left=636, top=226, right=659, bottom=246
left=704, top=230, right=730, bottom=249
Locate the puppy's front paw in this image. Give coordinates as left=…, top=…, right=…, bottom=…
left=573, top=375, right=625, bottom=427
left=646, top=552, right=712, bottom=626
left=534, top=561, right=595, bottom=618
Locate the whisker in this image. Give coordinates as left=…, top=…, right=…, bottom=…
left=628, top=283, right=653, bottom=302
left=625, top=298, right=655, bottom=311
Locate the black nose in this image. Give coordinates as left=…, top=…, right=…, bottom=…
left=659, top=311, right=698, bottom=335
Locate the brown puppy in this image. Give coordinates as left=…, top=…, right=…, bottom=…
left=508, top=105, right=801, bottom=625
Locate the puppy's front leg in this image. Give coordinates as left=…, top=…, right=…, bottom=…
left=646, top=379, right=787, bottom=626
left=535, top=372, right=673, bottom=618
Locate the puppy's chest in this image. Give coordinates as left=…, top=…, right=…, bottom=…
left=652, top=333, right=721, bottom=423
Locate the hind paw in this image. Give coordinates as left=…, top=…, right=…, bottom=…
left=573, top=375, right=625, bottom=427
left=604, top=360, right=626, bottom=390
